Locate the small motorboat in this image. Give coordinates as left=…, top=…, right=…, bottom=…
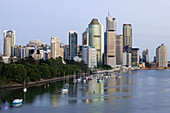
left=83, top=79, right=86, bottom=83
left=96, top=78, right=102, bottom=82
left=88, top=78, right=92, bottom=81
left=62, top=87, right=68, bottom=93
left=116, top=75, right=122, bottom=79
left=12, top=99, right=23, bottom=104
left=77, top=78, right=81, bottom=82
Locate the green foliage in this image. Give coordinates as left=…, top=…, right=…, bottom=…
left=97, top=64, right=113, bottom=70
left=145, top=62, right=151, bottom=68
left=0, top=57, right=89, bottom=86
left=25, top=63, right=41, bottom=81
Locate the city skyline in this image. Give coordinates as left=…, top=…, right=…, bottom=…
left=1, top=0, right=170, bottom=61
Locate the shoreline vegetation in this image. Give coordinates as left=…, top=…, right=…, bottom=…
left=0, top=56, right=113, bottom=89
left=0, top=56, right=90, bottom=89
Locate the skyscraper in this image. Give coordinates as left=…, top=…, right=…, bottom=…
left=123, top=24, right=132, bottom=53
left=3, top=30, right=16, bottom=56
left=142, top=49, right=149, bottom=62
left=89, top=18, right=104, bottom=64
left=69, top=31, right=78, bottom=60
left=156, top=44, right=168, bottom=68
left=51, top=37, right=60, bottom=59
left=132, top=48, right=140, bottom=67
left=104, top=16, right=116, bottom=66
left=82, top=28, right=89, bottom=47
left=116, top=34, right=123, bottom=65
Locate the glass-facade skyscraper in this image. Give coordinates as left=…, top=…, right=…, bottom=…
left=88, top=18, right=104, bottom=64
left=69, top=31, right=78, bottom=60
left=123, top=24, right=132, bottom=53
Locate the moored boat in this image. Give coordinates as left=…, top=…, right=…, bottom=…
left=12, top=99, right=23, bottom=104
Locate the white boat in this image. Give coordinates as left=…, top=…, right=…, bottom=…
left=62, top=73, right=69, bottom=93
left=62, top=87, right=68, bottom=93
left=83, top=79, right=86, bottom=83
left=23, top=88, right=27, bottom=93
left=12, top=99, right=23, bottom=104
left=116, top=75, right=122, bottom=79
left=77, top=78, right=81, bottom=82
left=96, top=78, right=102, bottom=82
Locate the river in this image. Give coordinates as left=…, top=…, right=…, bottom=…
left=1, top=70, right=170, bottom=113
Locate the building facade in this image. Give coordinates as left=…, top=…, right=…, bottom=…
left=104, top=16, right=116, bottom=67
left=89, top=18, right=104, bottom=64
left=116, top=34, right=123, bottom=65
left=132, top=48, right=139, bottom=67
left=156, top=44, right=168, bottom=68
left=82, top=28, right=89, bottom=47
left=64, top=45, right=69, bottom=60
left=51, top=37, right=60, bottom=59
left=123, top=24, right=132, bottom=53
left=142, top=49, right=149, bottom=62
left=123, top=52, right=131, bottom=67
left=82, top=46, right=97, bottom=68
left=3, top=30, right=16, bottom=56
left=69, top=31, right=78, bottom=60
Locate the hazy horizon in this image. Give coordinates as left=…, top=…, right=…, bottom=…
left=1, top=0, right=170, bottom=61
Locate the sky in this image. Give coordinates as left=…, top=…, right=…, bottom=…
left=0, top=0, right=170, bottom=61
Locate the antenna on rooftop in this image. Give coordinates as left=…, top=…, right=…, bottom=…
left=108, top=5, right=111, bottom=17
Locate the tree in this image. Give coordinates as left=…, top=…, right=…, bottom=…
left=145, top=62, right=151, bottom=68
left=25, top=63, right=41, bottom=81
left=39, top=63, right=52, bottom=79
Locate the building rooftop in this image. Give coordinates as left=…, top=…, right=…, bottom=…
left=90, top=18, right=100, bottom=25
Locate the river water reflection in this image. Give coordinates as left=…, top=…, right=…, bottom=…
left=1, top=70, right=170, bottom=113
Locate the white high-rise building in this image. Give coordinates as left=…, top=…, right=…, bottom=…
left=3, top=30, right=16, bottom=56
left=82, top=46, right=97, bottom=68
left=156, top=43, right=168, bottom=68
left=51, top=37, right=60, bottom=59
left=123, top=52, right=131, bottom=67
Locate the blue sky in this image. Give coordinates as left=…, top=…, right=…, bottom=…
left=1, top=0, right=170, bottom=61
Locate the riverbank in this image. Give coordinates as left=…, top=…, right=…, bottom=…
left=0, top=75, right=76, bottom=89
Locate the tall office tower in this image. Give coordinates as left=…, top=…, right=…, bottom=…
left=69, top=31, right=78, bottom=60
left=82, top=46, right=97, bottom=68
left=142, top=49, right=149, bottom=62
left=132, top=48, right=140, bottom=67
left=82, top=28, right=89, bottom=47
left=156, top=43, right=168, bottom=68
left=3, top=30, right=16, bottom=56
left=123, top=24, right=132, bottom=53
left=116, top=35, right=123, bottom=65
left=51, top=37, right=60, bottom=59
left=64, top=45, right=69, bottom=60
left=104, top=16, right=116, bottom=67
left=88, top=18, right=104, bottom=64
